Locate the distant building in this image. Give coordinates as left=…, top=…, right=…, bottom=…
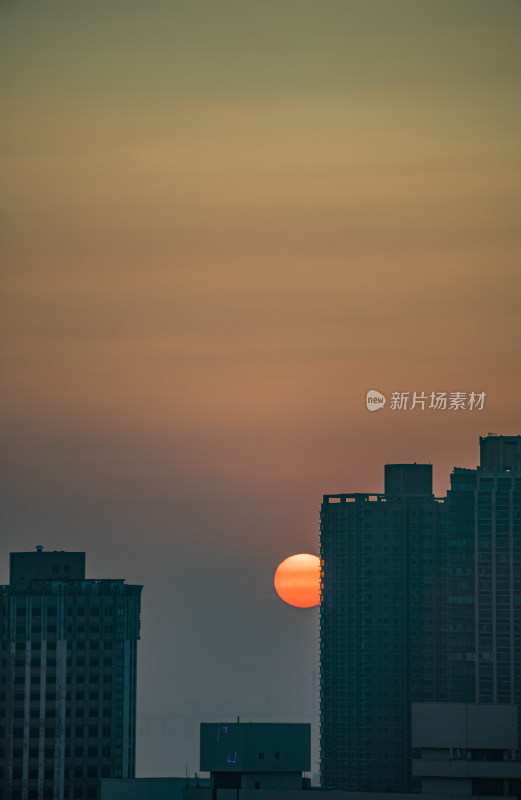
left=183, top=722, right=311, bottom=799
left=412, top=702, right=521, bottom=798
left=179, top=716, right=517, bottom=800
left=445, top=437, right=521, bottom=720
left=320, top=464, right=444, bottom=791
left=320, top=436, right=521, bottom=793
left=0, top=547, right=142, bottom=800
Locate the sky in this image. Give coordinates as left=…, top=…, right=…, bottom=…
left=1, top=0, right=521, bottom=778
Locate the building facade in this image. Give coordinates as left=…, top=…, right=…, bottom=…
left=0, top=548, right=142, bottom=800
left=445, top=436, right=521, bottom=709
left=184, top=722, right=311, bottom=800
left=319, top=464, right=445, bottom=792
left=412, top=702, right=521, bottom=798
left=320, top=436, right=521, bottom=793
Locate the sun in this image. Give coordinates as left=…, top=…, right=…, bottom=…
left=274, top=553, right=321, bottom=608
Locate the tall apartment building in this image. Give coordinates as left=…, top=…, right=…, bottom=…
left=445, top=436, right=521, bottom=709
left=320, top=435, right=521, bottom=792
left=319, top=464, right=445, bottom=792
left=0, top=548, right=142, bottom=800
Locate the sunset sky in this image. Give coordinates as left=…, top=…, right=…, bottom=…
left=1, top=0, right=520, bottom=776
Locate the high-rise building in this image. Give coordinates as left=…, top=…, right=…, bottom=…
left=319, top=463, right=445, bottom=792
left=0, top=548, right=142, bottom=800
left=445, top=436, right=521, bottom=710
left=320, top=436, right=521, bottom=792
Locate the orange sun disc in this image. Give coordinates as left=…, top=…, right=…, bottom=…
left=274, top=553, right=321, bottom=608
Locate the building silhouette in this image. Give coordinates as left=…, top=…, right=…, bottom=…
left=0, top=548, right=142, bottom=800
left=320, top=435, right=521, bottom=792
left=412, top=702, right=521, bottom=797
left=445, top=436, right=521, bottom=716
left=320, top=463, right=445, bottom=791
left=184, top=722, right=311, bottom=800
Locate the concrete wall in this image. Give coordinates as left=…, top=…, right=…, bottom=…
left=412, top=703, right=518, bottom=749
left=200, top=723, right=311, bottom=773
left=240, top=772, right=303, bottom=790
left=101, top=777, right=209, bottom=800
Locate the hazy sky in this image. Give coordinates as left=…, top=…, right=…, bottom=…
left=1, top=0, right=520, bottom=777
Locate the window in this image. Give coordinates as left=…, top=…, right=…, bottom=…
left=258, top=752, right=264, bottom=760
